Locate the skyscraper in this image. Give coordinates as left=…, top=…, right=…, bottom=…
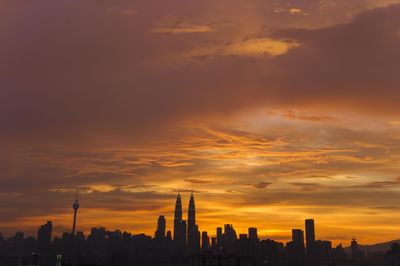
left=188, top=192, right=195, bottom=229
left=223, top=224, right=237, bottom=253
left=37, top=221, right=52, bottom=253
left=248, top=227, right=258, bottom=241
left=305, top=219, right=316, bottom=256
left=201, top=231, right=210, bottom=251
left=288, top=229, right=306, bottom=266
left=155, top=215, right=166, bottom=239
left=72, top=189, right=80, bottom=237
left=173, top=193, right=186, bottom=254
left=154, top=215, right=167, bottom=256
left=187, top=192, right=200, bottom=254
left=292, top=229, right=304, bottom=246
left=248, top=227, right=258, bottom=257
left=173, top=192, right=182, bottom=240
left=216, top=227, right=223, bottom=250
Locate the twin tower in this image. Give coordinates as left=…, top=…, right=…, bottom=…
left=173, top=192, right=200, bottom=254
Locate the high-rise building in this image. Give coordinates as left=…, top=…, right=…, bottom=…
left=248, top=227, right=258, bottom=241
left=173, top=193, right=186, bottom=254
left=248, top=227, right=258, bottom=257
left=37, top=221, right=52, bottom=253
left=211, top=237, right=217, bottom=253
left=223, top=224, right=237, bottom=253
left=201, top=231, right=210, bottom=251
left=216, top=227, right=223, bottom=249
left=351, top=238, right=364, bottom=262
left=287, top=229, right=306, bottom=266
left=154, top=215, right=167, bottom=256
left=173, top=192, right=182, bottom=240
left=292, top=229, right=304, bottom=246
left=305, top=219, right=315, bottom=255
left=72, top=189, right=80, bottom=237
left=187, top=192, right=200, bottom=254
left=155, top=215, right=166, bottom=239
left=188, top=192, right=196, bottom=229
left=239, top=234, right=249, bottom=256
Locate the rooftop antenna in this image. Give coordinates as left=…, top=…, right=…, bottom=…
left=75, top=188, right=79, bottom=202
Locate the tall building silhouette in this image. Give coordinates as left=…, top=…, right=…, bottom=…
left=305, top=219, right=315, bottom=256
left=292, top=229, right=305, bottom=245
left=154, top=215, right=167, bottom=256
left=37, top=221, right=52, bottom=253
left=248, top=227, right=258, bottom=257
left=187, top=192, right=200, bottom=254
left=173, top=192, right=182, bottom=239
left=216, top=227, right=223, bottom=250
left=173, top=193, right=186, bottom=254
left=288, top=229, right=306, bottom=266
left=155, top=215, right=166, bottom=239
left=201, top=231, right=210, bottom=251
left=223, top=224, right=237, bottom=253
left=72, top=189, right=80, bottom=237
left=248, top=227, right=258, bottom=241
left=351, top=238, right=365, bottom=262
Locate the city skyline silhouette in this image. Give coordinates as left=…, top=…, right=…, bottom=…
left=1, top=190, right=392, bottom=246
left=2, top=0, right=400, bottom=265
left=1, top=191, right=399, bottom=265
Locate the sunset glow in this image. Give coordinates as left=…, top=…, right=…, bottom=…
left=1, top=0, right=400, bottom=249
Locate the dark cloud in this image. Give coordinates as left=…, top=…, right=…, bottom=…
left=1, top=2, right=400, bottom=146
left=272, top=4, right=400, bottom=111
left=290, top=182, right=322, bottom=191
left=236, top=189, right=400, bottom=208
left=171, top=189, right=202, bottom=193
left=283, top=110, right=336, bottom=122
left=184, top=178, right=212, bottom=184
left=253, top=182, right=272, bottom=189
left=0, top=166, right=78, bottom=192
left=350, top=177, right=400, bottom=189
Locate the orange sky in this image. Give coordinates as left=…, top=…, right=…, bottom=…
left=1, top=0, right=400, bottom=246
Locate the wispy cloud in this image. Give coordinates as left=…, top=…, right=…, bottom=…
left=152, top=24, right=215, bottom=34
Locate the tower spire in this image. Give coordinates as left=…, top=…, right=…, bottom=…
left=72, top=188, right=80, bottom=237
left=173, top=192, right=186, bottom=254
left=187, top=191, right=199, bottom=253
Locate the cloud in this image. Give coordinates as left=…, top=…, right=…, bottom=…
left=222, top=38, right=300, bottom=57
left=351, top=177, right=400, bottom=189
left=253, top=182, right=272, bottom=189
left=283, top=110, right=336, bottom=122
left=2, top=2, right=400, bottom=148
left=270, top=4, right=400, bottom=112
left=152, top=24, right=215, bottom=34
left=1, top=0, right=400, bottom=243
left=184, top=178, right=212, bottom=184
left=290, top=182, right=322, bottom=191
left=289, top=8, right=303, bottom=14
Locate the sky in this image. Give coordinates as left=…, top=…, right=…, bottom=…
left=1, top=0, right=400, bottom=245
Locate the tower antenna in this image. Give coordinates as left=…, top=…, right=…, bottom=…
left=72, top=188, right=80, bottom=237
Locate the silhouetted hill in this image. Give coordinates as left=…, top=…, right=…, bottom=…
left=344, top=239, right=400, bottom=253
